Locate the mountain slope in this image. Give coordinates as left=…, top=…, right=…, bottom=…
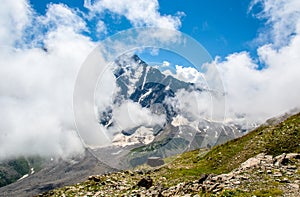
left=39, top=112, right=300, bottom=196
left=0, top=156, right=44, bottom=188
left=0, top=150, right=115, bottom=197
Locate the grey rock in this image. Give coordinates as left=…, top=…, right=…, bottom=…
left=280, top=178, right=290, bottom=183
left=289, top=183, right=299, bottom=190
left=267, top=170, right=272, bottom=174
left=273, top=172, right=282, bottom=177
left=232, top=181, right=241, bottom=185
left=208, top=183, right=220, bottom=192
left=287, top=165, right=297, bottom=170
left=286, top=153, right=300, bottom=160
left=274, top=153, right=289, bottom=166
left=240, top=156, right=261, bottom=169
left=147, top=157, right=164, bottom=167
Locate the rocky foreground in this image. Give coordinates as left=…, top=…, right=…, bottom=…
left=38, top=152, right=300, bottom=196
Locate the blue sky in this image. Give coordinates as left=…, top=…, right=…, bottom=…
left=30, top=0, right=263, bottom=59
left=159, top=0, right=264, bottom=58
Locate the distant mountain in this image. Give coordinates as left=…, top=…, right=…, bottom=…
left=95, top=55, right=251, bottom=169
left=99, top=54, right=196, bottom=128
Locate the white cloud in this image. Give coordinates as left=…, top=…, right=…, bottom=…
left=174, top=65, right=206, bottom=84
left=85, top=0, right=182, bottom=30
left=0, top=0, right=97, bottom=160
left=0, top=0, right=31, bottom=46
left=42, top=3, right=86, bottom=32
left=162, top=0, right=300, bottom=124
left=111, top=100, right=166, bottom=132
left=0, top=0, right=182, bottom=159
left=164, top=89, right=212, bottom=121
left=162, top=61, right=170, bottom=67
left=250, top=0, right=300, bottom=47
left=212, top=0, right=300, bottom=122
left=94, top=65, right=118, bottom=118
left=96, top=20, right=107, bottom=35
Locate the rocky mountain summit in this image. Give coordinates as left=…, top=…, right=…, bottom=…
left=38, top=112, right=300, bottom=196
left=92, top=55, right=251, bottom=170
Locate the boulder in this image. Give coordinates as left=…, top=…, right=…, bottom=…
left=137, top=176, right=153, bottom=189
left=274, top=153, right=289, bottom=166
left=286, top=153, right=300, bottom=160
left=240, top=157, right=261, bottom=169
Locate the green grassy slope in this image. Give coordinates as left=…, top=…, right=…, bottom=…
left=159, top=112, right=300, bottom=184
left=40, top=112, right=300, bottom=196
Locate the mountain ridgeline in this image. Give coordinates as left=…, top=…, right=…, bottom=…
left=100, top=54, right=196, bottom=127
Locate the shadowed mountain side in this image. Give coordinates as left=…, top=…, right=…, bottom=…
left=0, top=150, right=116, bottom=197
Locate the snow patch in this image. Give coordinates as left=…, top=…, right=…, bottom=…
left=141, top=66, right=149, bottom=89
left=111, top=149, right=123, bottom=155
left=138, top=88, right=152, bottom=103
left=18, top=174, right=28, bottom=181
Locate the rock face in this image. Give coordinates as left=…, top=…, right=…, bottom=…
left=39, top=152, right=300, bottom=196
left=147, top=157, right=164, bottom=167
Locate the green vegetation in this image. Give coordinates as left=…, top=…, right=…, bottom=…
left=127, top=112, right=300, bottom=188
left=0, top=156, right=45, bottom=187
left=252, top=188, right=283, bottom=197
left=128, top=137, right=189, bottom=167
left=7, top=158, right=30, bottom=175
left=161, top=112, right=300, bottom=179
left=0, top=157, right=29, bottom=187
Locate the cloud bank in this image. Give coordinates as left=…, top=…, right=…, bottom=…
left=84, top=0, right=183, bottom=30
left=214, top=0, right=300, bottom=122
left=0, top=0, right=183, bottom=160
left=0, top=1, right=97, bottom=160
